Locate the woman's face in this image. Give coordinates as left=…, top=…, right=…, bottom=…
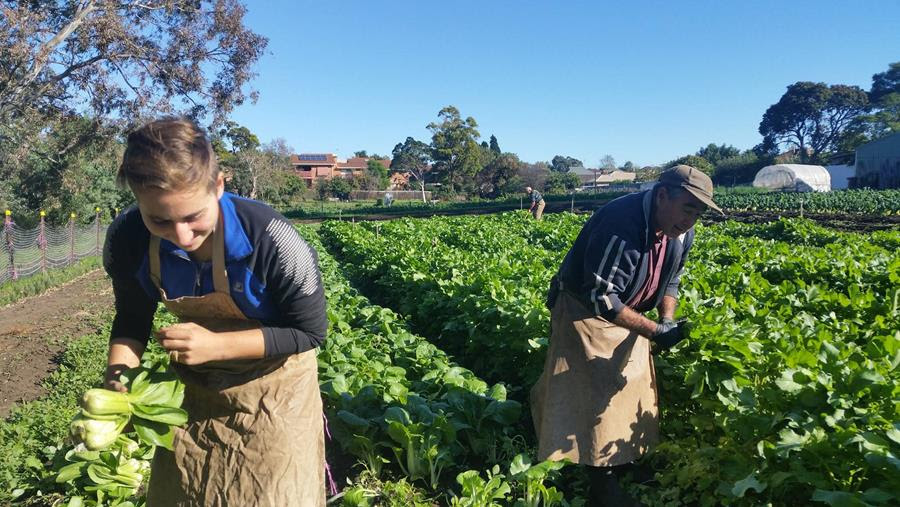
left=134, top=175, right=224, bottom=252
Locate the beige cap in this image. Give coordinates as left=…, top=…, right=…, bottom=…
left=658, top=165, right=723, bottom=215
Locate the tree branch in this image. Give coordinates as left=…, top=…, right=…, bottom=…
left=23, top=0, right=98, bottom=88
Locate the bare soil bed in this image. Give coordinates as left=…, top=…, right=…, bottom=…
left=0, top=269, right=113, bottom=418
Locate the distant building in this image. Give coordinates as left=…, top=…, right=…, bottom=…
left=568, top=166, right=637, bottom=190
left=290, top=153, right=391, bottom=187
left=825, top=164, right=854, bottom=190
left=853, top=132, right=900, bottom=189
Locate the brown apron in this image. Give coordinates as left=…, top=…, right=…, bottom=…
left=530, top=291, right=658, bottom=467
left=145, top=215, right=325, bottom=506
left=533, top=199, right=546, bottom=220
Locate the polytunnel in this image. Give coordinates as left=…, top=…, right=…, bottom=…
left=752, top=164, right=831, bottom=192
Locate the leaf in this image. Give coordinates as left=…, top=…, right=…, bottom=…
left=55, top=462, right=88, bottom=483
left=131, top=405, right=188, bottom=426
left=731, top=474, right=767, bottom=497
left=484, top=400, right=521, bottom=425
left=811, top=490, right=870, bottom=507
left=337, top=410, right=371, bottom=429
left=133, top=417, right=176, bottom=450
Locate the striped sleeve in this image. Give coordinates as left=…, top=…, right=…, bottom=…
left=259, top=217, right=328, bottom=356
left=580, top=227, right=638, bottom=319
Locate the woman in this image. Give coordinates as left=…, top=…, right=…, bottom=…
left=103, top=118, right=328, bottom=506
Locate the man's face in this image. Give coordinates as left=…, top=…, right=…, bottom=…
left=133, top=176, right=224, bottom=252
left=653, top=186, right=706, bottom=238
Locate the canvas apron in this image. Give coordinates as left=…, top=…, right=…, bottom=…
left=145, top=217, right=325, bottom=506
left=530, top=290, right=658, bottom=467
left=533, top=199, right=546, bottom=220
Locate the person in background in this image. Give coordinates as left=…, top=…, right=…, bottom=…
left=530, top=165, right=723, bottom=506
left=103, top=117, right=328, bottom=506
left=526, top=186, right=546, bottom=220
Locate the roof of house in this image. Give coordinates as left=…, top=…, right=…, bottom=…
left=291, top=153, right=337, bottom=165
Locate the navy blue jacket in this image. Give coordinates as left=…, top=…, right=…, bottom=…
left=103, top=192, right=327, bottom=357
left=556, top=187, right=694, bottom=320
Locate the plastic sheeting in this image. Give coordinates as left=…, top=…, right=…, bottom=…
left=752, top=164, right=831, bottom=192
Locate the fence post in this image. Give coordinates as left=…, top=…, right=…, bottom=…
left=571, top=194, right=574, bottom=213
left=4, top=210, right=16, bottom=280
left=69, top=213, right=76, bottom=266
left=39, top=211, right=47, bottom=274
left=95, top=207, right=102, bottom=255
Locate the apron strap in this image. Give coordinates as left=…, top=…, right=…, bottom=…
left=149, top=235, right=163, bottom=290
left=211, top=210, right=229, bottom=294
left=147, top=209, right=230, bottom=295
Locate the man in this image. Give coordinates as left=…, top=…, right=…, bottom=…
left=530, top=165, right=723, bottom=505
left=526, top=186, right=546, bottom=220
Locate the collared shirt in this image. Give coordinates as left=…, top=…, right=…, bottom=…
left=628, top=232, right=667, bottom=312
left=531, top=190, right=544, bottom=203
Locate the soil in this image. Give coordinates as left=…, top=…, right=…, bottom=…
left=0, top=269, right=113, bottom=419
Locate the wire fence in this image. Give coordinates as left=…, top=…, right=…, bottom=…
left=1, top=210, right=108, bottom=285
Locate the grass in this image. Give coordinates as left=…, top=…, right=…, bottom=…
left=0, top=310, right=112, bottom=503
left=0, top=257, right=102, bottom=307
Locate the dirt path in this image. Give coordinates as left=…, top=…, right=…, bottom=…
left=0, top=269, right=114, bottom=418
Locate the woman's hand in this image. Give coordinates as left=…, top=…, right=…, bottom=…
left=104, top=368, right=129, bottom=393
left=155, top=322, right=223, bottom=365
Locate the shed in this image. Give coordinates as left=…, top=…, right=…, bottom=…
left=752, top=164, right=831, bottom=192
left=825, top=164, right=854, bottom=190
left=854, top=132, right=900, bottom=189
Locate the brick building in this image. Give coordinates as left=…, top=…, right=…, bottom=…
left=290, top=153, right=392, bottom=187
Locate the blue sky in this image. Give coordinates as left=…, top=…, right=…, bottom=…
left=229, top=0, right=900, bottom=168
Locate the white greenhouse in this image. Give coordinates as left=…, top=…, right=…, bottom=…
left=752, top=164, right=832, bottom=192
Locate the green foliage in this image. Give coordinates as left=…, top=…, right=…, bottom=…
left=549, top=155, right=582, bottom=173
left=365, top=160, right=391, bottom=191
left=759, top=82, right=870, bottom=164
left=714, top=189, right=900, bottom=215
left=477, top=153, right=523, bottom=198
left=0, top=258, right=100, bottom=307
left=321, top=212, right=900, bottom=505
left=488, top=135, right=501, bottom=155
left=316, top=177, right=354, bottom=200
left=428, top=106, right=483, bottom=194
left=669, top=154, right=714, bottom=175
left=712, top=151, right=773, bottom=186
left=696, top=143, right=741, bottom=166
left=2, top=116, right=132, bottom=226
left=543, top=172, right=581, bottom=193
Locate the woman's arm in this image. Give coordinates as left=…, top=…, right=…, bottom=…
left=153, top=324, right=265, bottom=364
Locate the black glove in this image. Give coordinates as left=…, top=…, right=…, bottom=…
left=652, top=319, right=688, bottom=351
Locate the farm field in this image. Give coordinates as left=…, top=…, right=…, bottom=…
left=320, top=211, right=900, bottom=505
left=0, top=210, right=897, bottom=506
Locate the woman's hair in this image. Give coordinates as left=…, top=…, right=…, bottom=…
left=117, top=117, right=219, bottom=192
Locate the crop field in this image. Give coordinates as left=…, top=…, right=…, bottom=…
left=1, top=210, right=898, bottom=506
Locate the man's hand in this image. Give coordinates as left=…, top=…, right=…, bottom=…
left=154, top=322, right=222, bottom=365
left=652, top=319, right=689, bottom=351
